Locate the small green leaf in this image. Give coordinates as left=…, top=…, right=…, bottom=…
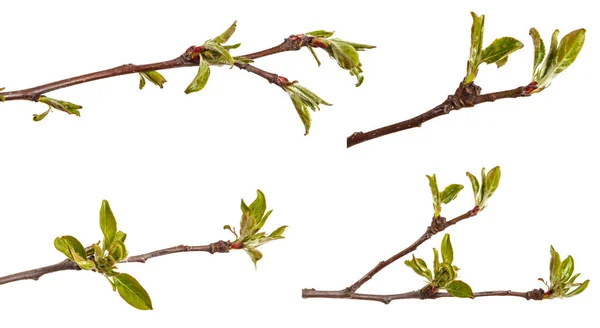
left=441, top=234, right=454, bottom=265
left=480, top=37, right=524, bottom=67
left=344, top=41, right=376, bottom=51
left=426, top=174, right=441, bottom=217
left=55, top=235, right=87, bottom=260
left=244, top=247, right=263, bottom=268
left=559, top=256, right=574, bottom=283
left=212, top=21, right=237, bottom=44
left=268, top=225, right=287, bottom=239
left=529, top=28, right=546, bottom=78
left=185, top=57, right=211, bottom=94
left=414, top=256, right=432, bottom=281
left=466, top=172, right=480, bottom=204
left=33, top=108, right=51, bottom=122
left=100, top=200, right=117, bottom=251
left=445, top=280, right=474, bottom=298
left=140, top=71, right=167, bottom=89
left=566, top=279, right=589, bottom=298
left=329, top=39, right=360, bottom=70
left=306, top=30, right=335, bottom=38
left=110, top=241, right=128, bottom=262
left=204, top=41, right=235, bottom=68
left=114, top=231, right=127, bottom=243
left=433, top=248, right=440, bottom=274
left=470, top=12, right=485, bottom=63
left=113, top=273, right=153, bottom=310
left=550, top=245, right=561, bottom=285
left=38, top=96, right=82, bottom=116
left=223, top=43, right=241, bottom=50
left=289, top=90, right=312, bottom=135
left=482, top=166, right=501, bottom=204
left=249, top=190, right=267, bottom=229
left=70, top=248, right=96, bottom=270
left=138, top=74, right=146, bottom=90
left=440, top=184, right=464, bottom=204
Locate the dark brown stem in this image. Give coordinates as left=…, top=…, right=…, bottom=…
left=0, top=35, right=312, bottom=103
left=302, top=288, right=545, bottom=304
left=0, top=240, right=231, bottom=286
left=347, top=82, right=531, bottom=148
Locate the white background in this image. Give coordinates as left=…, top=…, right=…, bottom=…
left=0, top=0, right=597, bottom=326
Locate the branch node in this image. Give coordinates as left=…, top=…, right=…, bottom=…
left=525, top=288, right=545, bottom=301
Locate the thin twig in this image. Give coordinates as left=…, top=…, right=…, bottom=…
left=0, top=240, right=230, bottom=286
left=347, top=83, right=532, bottom=148
left=0, top=35, right=313, bottom=102
left=301, top=288, right=545, bottom=304
left=302, top=207, right=480, bottom=300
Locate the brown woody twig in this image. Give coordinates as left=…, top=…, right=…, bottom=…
left=0, top=240, right=230, bottom=286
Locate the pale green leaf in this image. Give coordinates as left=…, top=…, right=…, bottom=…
left=446, top=280, right=474, bottom=298
left=33, top=109, right=51, bottom=122
left=565, top=280, right=589, bottom=298
left=113, top=273, right=153, bottom=310
left=212, top=21, right=237, bottom=44
left=244, top=247, right=263, bottom=268
left=100, top=200, right=117, bottom=251
left=441, top=234, right=454, bottom=265
left=440, top=184, right=464, bottom=204
left=480, top=37, right=523, bottom=67
left=185, top=57, right=211, bottom=94
left=306, top=30, right=334, bottom=38
left=529, top=28, right=546, bottom=77
left=466, top=172, right=480, bottom=204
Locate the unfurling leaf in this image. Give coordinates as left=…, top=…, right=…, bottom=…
left=204, top=41, right=235, bottom=68
left=212, top=21, right=237, bottom=44
left=306, top=30, right=335, bottom=38
left=100, top=200, right=117, bottom=251
left=38, top=96, right=82, bottom=116
left=469, top=12, right=485, bottom=64
left=441, top=234, right=454, bottom=265
left=534, top=28, right=585, bottom=89
left=249, top=190, right=267, bottom=229
left=185, top=57, right=211, bottom=94
left=440, top=184, right=464, bottom=204
left=32, top=109, right=51, bottom=122
left=245, top=247, right=263, bottom=268
left=329, top=39, right=360, bottom=70
left=480, top=166, right=501, bottom=206
left=566, top=280, right=589, bottom=298
left=433, top=248, right=440, bottom=273
left=549, top=245, right=561, bottom=285
left=480, top=37, right=524, bottom=67
left=284, top=83, right=331, bottom=135
left=529, top=28, right=546, bottom=78
left=426, top=174, right=441, bottom=217
left=405, top=255, right=432, bottom=281
left=54, top=235, right=86, bottom=261
left=445, top=280, right=474, bottom=298
left=113, top=273, right=153, bottom=310
left=139, top=71, right=167, bottom=89
left=466, top=172, right=480, bottom=204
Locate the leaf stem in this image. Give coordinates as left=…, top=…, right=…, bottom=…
left=347, top=83, right=531, bottom=148
left=0, top=240, right=231, bottom=286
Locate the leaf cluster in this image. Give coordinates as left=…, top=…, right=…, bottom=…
left=464, top=12, right=524, bottom=83
left=426, top=174, right=463, bottom=218
left=54, top=200, right=152, bottom=310
left=34, top=96, right=82, bottom=121
left=541, top=246, right=589, bottom=299
left=529, top=28, right=585, bottom=91
left=405, top=234, right=473, bottom=298
left=224, top=190, right=287, bottom=267
left=305, top=30, right=375, bottom=87
left=465, top=166, right=501, bottom=210
left=283, top=82, right=332, bottom=135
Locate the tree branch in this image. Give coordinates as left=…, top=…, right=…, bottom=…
left=0, top=240, right=231, bottom=286
left=347, top=82, right=533, bottom=148
left=302, top=207, right=480, bottom=300
left=301, top=288, right=545, bottom=304
left=0, top=35, right=313, bottom=102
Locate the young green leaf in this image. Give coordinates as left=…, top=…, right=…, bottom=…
left=433, top=248, right=440, bottom=274
left=441, top=234, right=454, bottom=265
left=268, top=225, right=287, bottom=239
left=549, top=245, right=561, bottom=285
left=113, top=273, right=153, bottom=310
left=38, top=96, right=82, bottom=116
left=284, top=83, right=331, bottom=135
left=249, top=190, right=267, bottom=228
left=466, top=172, right=480, bottom=204
left=440, top=184, right=464, bottom=204
left=212, top=21, right=237, bottom=44
left=529, top=28, right=546, bottom=78
left=185, top=57, right=211, bottom=94
left=445, top=280, right=474, bottom=298
left=566, top=280, right=589, bottom=298
left=32, top=108, right=51, bottom=122
left=426, top=174, right=441, bottom=217
left=109, top=241, right=128, bottom=262
left=480, top=37, right=524, bottom=68
left=54, top=235, right=87, bottom=260
left=139, top=71, right=167, bottom=89
left=100, top=200, right=117, bottom=250
left=559, top=256, right=574, bottom=283
left=483, top=166, right=501, bottom=200
left=329, top=39, right=360, bottom=70
left=306, top=30, right=335, bottom=38
left=114, top=231, right=127, bottom=243
left=469, top=12, right=485, bottom=64
left=204, top=41, right=235, bottom=68
left=405, top=255, right=432, bottom=281
left=69, top=248, right=96, bottom=270
left=244, top=247, right=263, bottom=268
